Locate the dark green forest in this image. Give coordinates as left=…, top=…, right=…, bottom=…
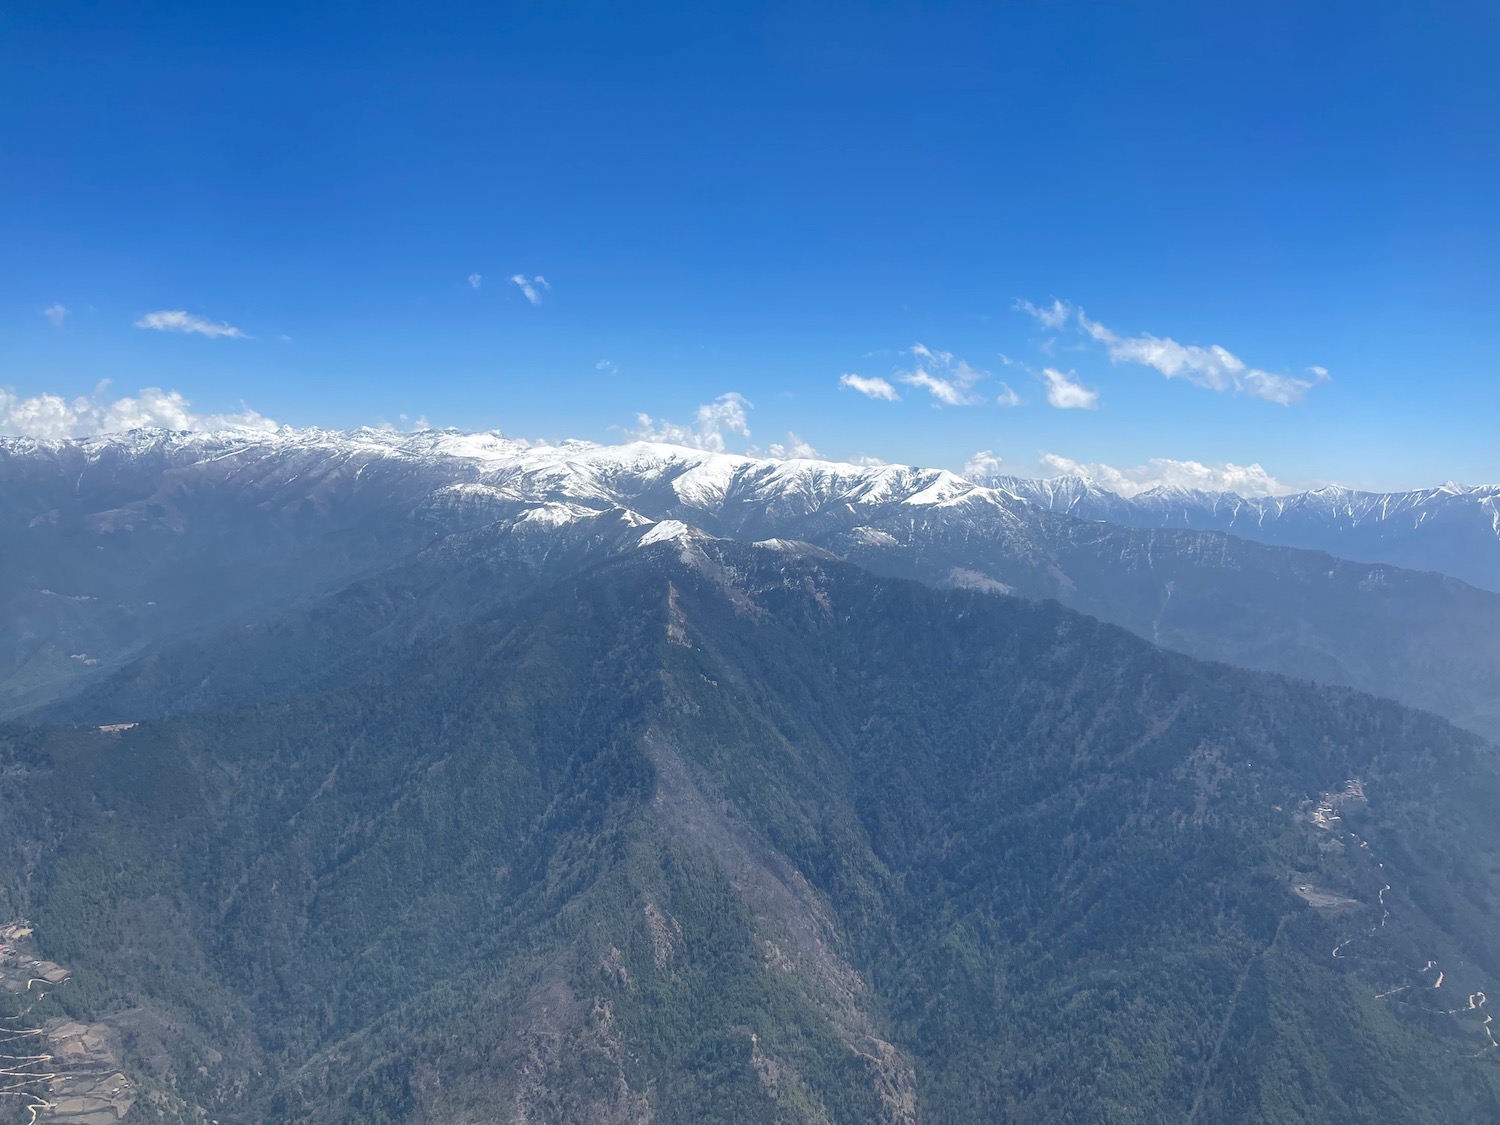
left=3, top=541, right=1499, bottom=1122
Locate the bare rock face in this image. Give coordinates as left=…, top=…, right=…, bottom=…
left=496, top=980, right=654, bottom=1125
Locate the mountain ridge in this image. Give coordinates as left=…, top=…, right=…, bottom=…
left=8, top=428, right=1500, bottom=743
left=992, top=473, right=1500, bottom=591
left=9, top=425, right=1495, bottom=589
left=7, top=539, right=1500, bottom=1123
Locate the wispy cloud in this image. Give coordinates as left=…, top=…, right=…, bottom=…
left=510, top=274, right=549, bottom=305
left=43, top=304, right=67, bottom=328
left=596, top=359, right=618, bottom=375
left=1015, top=297, right=1072, bottom=330
left=1078, top=311, right=1317, bottom=405
left=963, top=450, right=1006, bottom=479
left=1040, top=367, right=1098, bottom=410
left=1015, top=297, right=1322, bottom=405
left=626, top=392, right=752, bottom=452
left=995, top=382, right=1022, bottom=407
left=1038, top=452, right=1289, bottom=497
left=373, top=413, right=434, bottom=433
left=768, top=432, right=820, bottom=459
left=839, top=373, right=900, bottom=401
left=134, top=309, right=247, bottom=339
left=0, top=383, right=276, bottom=440
left=467, top=273, right=483, bottom=289
left=898, top=344, right=986, bottom=406
left=902, top=371, right=973, bottom=406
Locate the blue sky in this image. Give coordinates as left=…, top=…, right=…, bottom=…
left=2, top=1, right=1496, bottom=491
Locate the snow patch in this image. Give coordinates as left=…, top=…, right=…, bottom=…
left=516, top=502, right=604, bottom=527
left=848, top=527, right=901, bottom=548
left=638, top=520, right=698, bottom=547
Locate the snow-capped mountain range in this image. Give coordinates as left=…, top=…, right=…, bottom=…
left=992, top=473, right=1500, bottom=592
left=0, top=425, right=1000, bottom=521
left=5, top=426, right=1500, bottom=739
left=7, top=424, right=1497, bottom=588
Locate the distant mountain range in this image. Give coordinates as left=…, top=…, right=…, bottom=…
left=5, top=429, right=1500, bottom=738
left=991, top=474, right=1500, bottom=592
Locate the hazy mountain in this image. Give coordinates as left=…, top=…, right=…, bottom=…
left=8, top=429, right=1500, bottom=741
left=993, top=475, right=1500, bottom=593
left=5, top=541, right=1500, bottom=1124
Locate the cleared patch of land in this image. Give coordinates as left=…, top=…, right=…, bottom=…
left=1291, top=883, right=1361, bottom=909
left=0, top=921, right=135, bottom=1125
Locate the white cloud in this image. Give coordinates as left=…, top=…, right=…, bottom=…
left=1015, top=297, right=1072, bottom=330
left=1014, top=298, right=1325, bottom=405
left=839, top=373, right=900, bottom=401
left=1040, top=367, right=1098, bottom=410
left=43, top=304, right=67, bottom=328
left=849, top=454, right=888, bottom=467
left=768, top=432, right=820, bottom=459
left=510, top=274, right=550, bottom=305
left=0, top=384, right=277, bottom=440
left=1038, top=452, right=1289, bottom=497
left=596, top=359, right=618, bottom=375
left=468, top=273, right=483, bottom=289
left=995, top=381, right=1022, bottom=407
left=375, top=413, right=435, bottom=433
left=627, top=392, right=752, bottom=452
left=1076, top=310, right=1315, bottom=405
left=898, top=343, right=986, bottom=406
left=902, top=371, right=972, bottom=406
left=134, top=310, right=247, bottom=339
left=963, top=450, right=1006, bottom=480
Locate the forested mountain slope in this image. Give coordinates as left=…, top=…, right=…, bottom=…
left=3, top=540, right=1500, bottom=1124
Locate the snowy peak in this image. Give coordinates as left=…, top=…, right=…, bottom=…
left=637, top=518, right=706, bottom=548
